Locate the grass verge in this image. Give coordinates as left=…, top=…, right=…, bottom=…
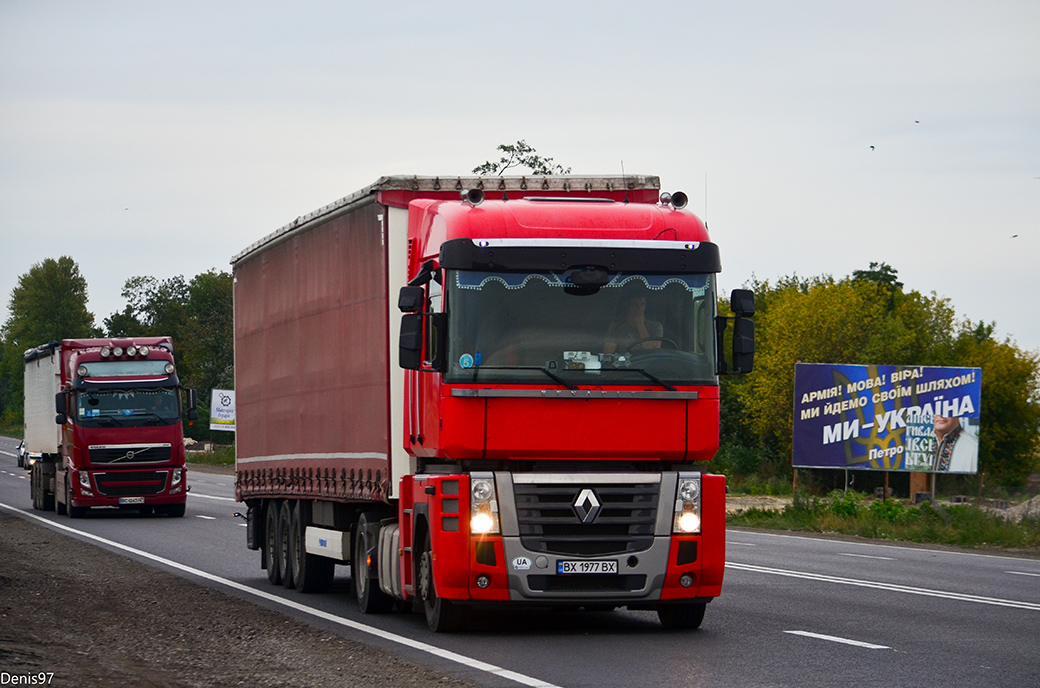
left=185, top=445, right=235, bottom=466
left=728, top=490, right=1040, bottom=551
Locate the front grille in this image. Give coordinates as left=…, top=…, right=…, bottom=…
left=90, top=445, right=172, bottom=464
left=515, top=482, right=659, bottom=556
left=94, top=471, right=168, bottom=496
left=527, top=574, right=647, bottom=593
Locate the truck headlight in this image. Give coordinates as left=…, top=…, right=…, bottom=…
left=674, top=474, right=702, bottom=534
left=79, top=472, right=91, bottom=489
left=171, top=468, right=183, bottom=485
left=470, top=474, right=500, bottom=535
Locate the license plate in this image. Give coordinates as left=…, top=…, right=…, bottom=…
left=119, top=497, right=145, bottom=505
left=557, top=559, right=618, bottom=575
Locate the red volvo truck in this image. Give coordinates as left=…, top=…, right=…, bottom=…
left=233, top=175, right=754, bottom=631
left=25, top=338, right=197, bottom=517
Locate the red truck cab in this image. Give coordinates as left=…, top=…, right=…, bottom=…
left=36, top=338, right=196, bottom=517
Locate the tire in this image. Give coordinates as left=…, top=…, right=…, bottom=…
left=419, top=530, right=463, bottom=632
left=353, top=512, right=393, bottom=614
left=67, top=479, right=86, bottom=518
left=291, top=502, right=335, bottom=594
left=32, top=463, right=54, bottom=511
left=279, top=501, right=295, bottom=589
left=657, top=602, right=706, bottom=630
left=264, top=501, right=282, bottom=586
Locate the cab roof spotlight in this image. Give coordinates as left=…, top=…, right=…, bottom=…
left=126, top=346, right=137, bottom=357
left=462, top=188, right=485, bottom=206
left=661, top=191, right=688, bottom=209
left=100, top=346, right=111, bottom=358
left=112, top=347, right=124, bottom=357
left=138, top=345, right=150, bottom=356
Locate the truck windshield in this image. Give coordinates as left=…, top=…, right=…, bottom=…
left=76, top=388, right=180, bottom=427
left=445, top=269, right=718, bottom=386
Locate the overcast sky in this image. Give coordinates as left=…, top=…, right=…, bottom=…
left=2, top=1, right=1038, bottom=352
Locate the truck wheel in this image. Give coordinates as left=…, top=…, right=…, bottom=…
left=419, top=531, right=463, bottom=632
left=353, top=512, right=393, bottom=613
left=279, top=501, right=296, bottom=589
left=66, top=480, right=86, bottom=518
left=264, top=501, right=282, bottom=585
left=657, top=602, right=706, bottom=630
left=31, top=465, right=41, bottom=510
left=291, top=502, right=334, bottom=594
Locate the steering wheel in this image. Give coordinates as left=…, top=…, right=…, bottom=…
left=623, top=337, right=678, bottom=355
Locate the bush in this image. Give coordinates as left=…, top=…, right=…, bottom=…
left=828, top=490, right=864, bottom=518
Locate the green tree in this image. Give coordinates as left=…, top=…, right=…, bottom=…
left=181, top=270, right=234, bottom=393
left=724, top=263, right=1040, bottom=486
left=105, top=275, right=189, bottom=339
left=472, top=140, right=571, bottom=176
left=0, top=257, right=96, bottom=426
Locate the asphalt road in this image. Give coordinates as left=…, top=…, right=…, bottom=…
left=2, top=435, right=1038, bottom=688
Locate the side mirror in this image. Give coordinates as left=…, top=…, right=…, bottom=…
left=398, top=286, right=426, bottom=313
left=185, top=388, right=199, bottom=421
left=400, top=314, right=424, bottom=369
left=732, top=317, right=755, bottom=374
left=54, top=391, right=67, bottom=424
left=730, top=289, right=755, bottom=317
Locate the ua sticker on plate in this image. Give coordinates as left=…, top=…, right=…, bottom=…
left=512, top=557, right=532, bottom=570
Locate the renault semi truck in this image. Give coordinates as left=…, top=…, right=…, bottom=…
left=233, top=175, right=754, bottom=632
left=25, top=338, right=196, bottom=517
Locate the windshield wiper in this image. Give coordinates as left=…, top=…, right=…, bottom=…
left=470, top=365, right=579, bottom=391
left=597, top=367, right=677, bottom=392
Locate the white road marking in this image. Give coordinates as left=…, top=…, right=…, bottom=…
left=1006, top=571, right=1040, bottom=578
left=729, top=528, right=1034, bottom=562
left=195, top=515, right=217, bottom=520
left=189, top=492, right=236, bottom=502
left=729, top=542, right=757, bottom=547
left=727, top=562, right=1040, bottom=611
left=785, top=630, right=890, bottom=650
left=0, top=501, right=561, bottom=688
left=838, top=553, right=894, bottom=561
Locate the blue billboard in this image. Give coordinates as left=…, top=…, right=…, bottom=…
left=792, top=363, right=981, bottom=474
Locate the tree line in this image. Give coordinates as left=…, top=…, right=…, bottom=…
left=718, top=262, right=1040, bottom=488
left=0, top=257, right=232, bottom=441
left=2, top=256, right=1037, bottom=485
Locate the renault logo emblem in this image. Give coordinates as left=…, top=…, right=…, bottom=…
left=573, top=488, right=601, bottom=524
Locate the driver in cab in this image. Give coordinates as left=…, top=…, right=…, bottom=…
left=603, top=295, right=662, bottom=353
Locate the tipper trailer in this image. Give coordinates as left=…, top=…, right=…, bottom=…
left=233, top=175, right=754, bottom=631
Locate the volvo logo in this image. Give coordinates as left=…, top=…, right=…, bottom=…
left=573, top=488, right=601, bottom=524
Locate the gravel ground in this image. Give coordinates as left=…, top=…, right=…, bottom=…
left=0, top=509, right=481, bottom=688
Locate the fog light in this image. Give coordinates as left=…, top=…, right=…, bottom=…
left=677, top=511, right=701, bottom=533
left=476, top=574, right=491, bottom=589
left=471, top=512, right=494, bottom=534
left=680, top=573, right=694, bottom=588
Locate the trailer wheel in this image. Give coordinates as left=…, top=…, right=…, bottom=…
left=279, top=501, right=296, bottom=589
left=291, top=502, right=334, bottom=594
left=32, top=463, right=54, bottom=511
left=657, top=602, right=706, bottom=630
left=264, top=501, right=282, bottom=585
left=419, top=530, right=463, bottom=632
left=353, top=512, right=393, bottom=613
